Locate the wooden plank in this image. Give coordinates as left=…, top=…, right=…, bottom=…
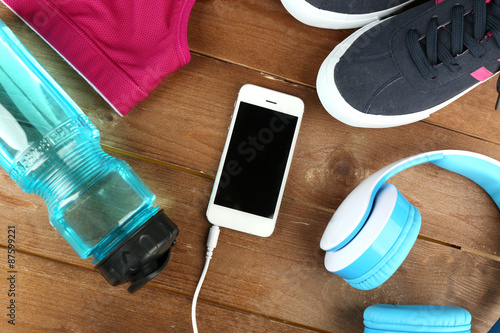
left=0, top=251, right=320, bottom=333
left=187, top=0, right=350, bottom=87
left=4, top=2, right=498, bottom=177
left=188, top=0, right=500, bottom=144
left=1, top=3, right=499, bottom=164
left=427, top=78, right=500, bottom=142
left=18, top=59, right=500, bottom=256
left=0, top=152, right=499, bottom=332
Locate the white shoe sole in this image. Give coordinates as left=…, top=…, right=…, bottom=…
left=316, top=19, right=493, bottom=128
left=280, top=0, right=414, bottom=29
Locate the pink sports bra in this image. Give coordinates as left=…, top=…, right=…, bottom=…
left=2, top=0, right=196, bottom=115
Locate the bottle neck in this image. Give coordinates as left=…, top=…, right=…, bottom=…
left=10, top=116, right=111, bottom=210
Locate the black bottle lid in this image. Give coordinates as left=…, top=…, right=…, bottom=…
left=95, top=210, right=179, bottom=293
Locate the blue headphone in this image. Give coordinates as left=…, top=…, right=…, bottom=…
left=319, top=150, right=500, bottom=332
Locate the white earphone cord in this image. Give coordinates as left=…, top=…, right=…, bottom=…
left=192, top=225, right=220, bottom=333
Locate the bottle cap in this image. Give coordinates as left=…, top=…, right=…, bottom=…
left=95, top=210, right=179, bottom=293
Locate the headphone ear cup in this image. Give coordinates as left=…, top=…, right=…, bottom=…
left=325, top=184, right=421, bottom=290
left=347, top=190, right=421, bottom=290
left=347, top=185, right=421, bottom=290
left=363, top=304, right=472, bottom=332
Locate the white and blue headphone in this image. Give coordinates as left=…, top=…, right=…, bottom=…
left=320, top=150, right=500, bottom=333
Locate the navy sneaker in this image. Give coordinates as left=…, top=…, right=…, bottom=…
left=316, top=0, right=500, bottom=128
left=280, top=0, right=416, bottom=29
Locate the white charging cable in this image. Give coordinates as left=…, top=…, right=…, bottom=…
left=192, top=225, right=220, bottom=333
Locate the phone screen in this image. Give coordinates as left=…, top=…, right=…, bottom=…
left=214, top=102, right=299, bottom=218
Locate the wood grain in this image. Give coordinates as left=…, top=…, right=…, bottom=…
left=1, top=1, right=500, bottom=332
left=187, top=0, right=500, bottom=143
left=0, top=251, right=322, bottom=333
left=1, top=151, right=499, bottom=332
left=1, top=9, right=499, bottom=255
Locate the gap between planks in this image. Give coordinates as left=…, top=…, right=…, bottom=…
left=191, top=50, right=309, bottom=89
left=1, top=236, right=497, bottom=332
left=101, top=145, right=500, bottom=264
left=192, top=50, right=500, bottom=147
left=1, top=244, right=332, bottom=333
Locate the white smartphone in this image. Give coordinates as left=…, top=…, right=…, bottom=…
left=206, top=84, right=304, bottom=237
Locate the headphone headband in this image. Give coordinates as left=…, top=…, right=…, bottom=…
left=320, top=150, right=500, bottom=252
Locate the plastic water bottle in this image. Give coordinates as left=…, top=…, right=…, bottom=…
left=0, top=19, right=178, bottom=293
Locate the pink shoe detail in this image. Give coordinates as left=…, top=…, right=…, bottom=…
left=470, top=67, right=494, bottom=81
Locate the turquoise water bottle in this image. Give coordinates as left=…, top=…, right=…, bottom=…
left=0, top=19, right=178, bottom=292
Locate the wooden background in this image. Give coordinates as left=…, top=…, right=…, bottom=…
left=1, top=1, right=500, bottom=332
